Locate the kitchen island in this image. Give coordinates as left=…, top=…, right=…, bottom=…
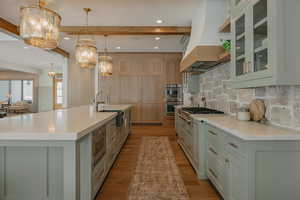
left=0, top=105, right=132, bottom=200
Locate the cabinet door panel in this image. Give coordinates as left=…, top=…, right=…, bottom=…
left=227, top=155, right=248, bottom=200
left=141, top=76, right=163, bottom=103
left=130, top=104, right=141, bottom=123
left=141, top=103, right=163, bottom=122
left=142, top=60, right=163, bottom=75
left=120, top=76, right=141, bottom=103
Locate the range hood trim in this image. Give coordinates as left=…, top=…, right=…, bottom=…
left=180, top=45, right=226, bottom=72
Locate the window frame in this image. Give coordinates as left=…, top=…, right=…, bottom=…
left=0, top=79, right=34, bottom=103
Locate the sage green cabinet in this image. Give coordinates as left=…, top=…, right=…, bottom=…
left=231, top=0, right=300, bottom=88
left=204, top=122, right=300, bottom=200
left=0, top=109, right=132, bottom=200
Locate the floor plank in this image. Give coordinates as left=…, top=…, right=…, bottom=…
left=96, top=121, right=221, bottom=200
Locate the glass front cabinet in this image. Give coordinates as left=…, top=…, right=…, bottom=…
left=230, top=0, right=300, bottom=88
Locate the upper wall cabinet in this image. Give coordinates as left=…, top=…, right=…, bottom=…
left=230, top=0, right=300, bottom=88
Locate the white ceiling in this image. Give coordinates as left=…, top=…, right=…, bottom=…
left=0, top=34, right=65, bottom=73
left=0, top=0, right=197, bottom=53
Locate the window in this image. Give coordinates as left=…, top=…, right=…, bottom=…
left=0, top=80, right=34, bottom=103
left=56, top=81, right=63, bottom=104
left=23, top=80, right=33, bottom=102
left=0, top=80, right=9, bottom=101
left=11, top=80, right=22, bottom=103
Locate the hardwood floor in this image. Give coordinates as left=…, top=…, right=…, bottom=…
left=96, top=120, right=221, bottom=200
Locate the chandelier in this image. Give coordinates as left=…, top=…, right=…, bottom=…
left=20, top=0, right=61, bottom=49
left=48, top=63, right=56, bottom=77
left=99, top=35, right=113, bottom=76
left=75, top=8, right=97, bottom=69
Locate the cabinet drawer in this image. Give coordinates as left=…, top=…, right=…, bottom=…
left=225, top=134, right=247, bottom=157
left=207, top=150, right=226, bottom=196
left=92, top=158, right=106, bottom=195
left=207, top=126, right=223, bottom=154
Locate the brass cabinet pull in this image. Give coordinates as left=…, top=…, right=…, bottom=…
left=209, top=147, right=218, bottom=156
left=208, top=130, right=217, bottom=136
left=209, top=168, right=218, bottom=179
left=229, top=142, right=238, bottom=149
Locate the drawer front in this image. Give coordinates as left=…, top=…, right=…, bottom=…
left=207, top=149, right=226, bottom=196
left=224, top=134, right=246, bottom=157
left=93, top=126, right=106, bottom=167
left=207, top=126, right=222, bottom=154
left=92, top=158, right=106, bottom=195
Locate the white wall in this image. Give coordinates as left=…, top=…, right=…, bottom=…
left=38, top=69, right=54, bottom=112
left=67, top=55, right=94, bottom=108
left=184, top=0, right=227, bottom=57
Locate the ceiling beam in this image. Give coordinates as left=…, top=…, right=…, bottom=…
left=0, top=17, right=70, bottom=58
left=61, top=26, right=191, bottom=35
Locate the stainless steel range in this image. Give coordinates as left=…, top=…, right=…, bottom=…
left=165, top=84, right=183, bottom=116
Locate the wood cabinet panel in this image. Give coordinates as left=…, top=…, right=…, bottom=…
left=142, top=59, right=164, bottom=75
left=165, top=54, right=182, bottom=84
left=141, top=76, right=163, bottom=103
left=130, top=104, right=141, bottom=123
left=120, top=76, right=141, bottom=104
left=141, top=103, right=163, bottom=122
left=100, top=53, right=182, bottom=123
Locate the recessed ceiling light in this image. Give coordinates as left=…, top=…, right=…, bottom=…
left=155, top=37, right=161, bottom=40
left=156, top=19, right=163, bottom=24
left=115, top=46, right=121, bottom=49
left=64, top=36, right=71, bottom=40
left=154, top=46, right=159, bottom=49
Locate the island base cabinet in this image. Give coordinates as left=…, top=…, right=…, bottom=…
left=0, top=146, right=64, bottom=200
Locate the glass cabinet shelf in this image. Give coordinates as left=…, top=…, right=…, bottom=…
left=254, top=45, right=267, bottom=53
left=254, top=17, right=267, bottom=29
left=237, top=55, right=245, bottom=60
left=236, top=33, right=245, bottom=41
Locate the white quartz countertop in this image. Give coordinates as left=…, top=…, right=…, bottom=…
left=102, top=104, right=132, bottom=111
left=191, top=114, right=300, bottom=141
left=0, top=105, right=131, bottom=141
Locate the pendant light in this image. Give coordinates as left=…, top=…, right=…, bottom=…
left=75, top=8, right=97, bottom=69
left=20, top=0, right=61, bottom=49
left=99, top=35, right=113, bottom=76
left=48, top=63, right=56, bottom=77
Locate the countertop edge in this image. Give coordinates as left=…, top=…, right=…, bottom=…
left=0, top=111, right=119, bottom=141
left=191, top=115, right=300, bottom=141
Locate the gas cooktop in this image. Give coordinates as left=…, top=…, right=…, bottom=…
left=182, top=107, right=224, bottom=114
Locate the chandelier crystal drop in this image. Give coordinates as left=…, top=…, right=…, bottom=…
left=20, top=0, right=61, bottom=49
left=99, top=35, right=113, bottom=76
left=75, top=8, right=97, bottom=69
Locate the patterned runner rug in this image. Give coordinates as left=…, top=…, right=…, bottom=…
left=128, top=137, right=190, bottom=200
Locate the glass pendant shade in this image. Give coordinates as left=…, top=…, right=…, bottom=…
left=20, top=6, right=61, bottom=49
left=48, top=71, right=56, bottom=77
left=76, top=38, right=98, bottom=69
left=99, top=55, right=113, bottom=76
left=48, top=63, right=56, bottom=77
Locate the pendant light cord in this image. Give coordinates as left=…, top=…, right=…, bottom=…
left=104, top=35, right=108, bottom=56
left=84, top=8, right=91, bottom=34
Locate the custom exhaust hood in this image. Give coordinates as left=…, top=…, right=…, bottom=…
left=180, top=0, right=229, bottom=73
